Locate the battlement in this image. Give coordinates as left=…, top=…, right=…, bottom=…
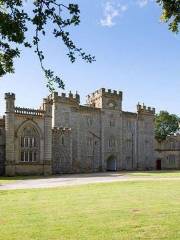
left=137, top=103, right=155, bottom=115
left=15, top=107, right=45, bottom=116
left=5, top=92, right=15, bottom=100
left=49, top=91, right=80, bottom=104
left=87, top=88, right=122, bottom=100
left=86, top=88, right=123, bottom=110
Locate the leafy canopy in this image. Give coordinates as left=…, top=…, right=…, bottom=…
left=155, top=111, right=180, bottom=142
left=157, top=0, right=180, bottom=33
left=0, top=0, right=95, bottom=92
left=0, top=0, right=179, bottom=92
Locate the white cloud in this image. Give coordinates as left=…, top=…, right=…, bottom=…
left=136, top=0, right=149, bottom=8
left=100, top=1, right=128, bottom=27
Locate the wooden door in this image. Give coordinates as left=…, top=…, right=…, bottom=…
left=156, top=159, right=161, bottom=170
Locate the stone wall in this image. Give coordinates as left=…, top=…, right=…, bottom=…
left=50, top=91, right=102, bottom=173
left=75, top=107, right=101, bottom=172
left=52, top=127, right=72, bottom=174
left=102, top=109, right=122, bottom=171
left=50, top=89, right=156, bottom=173
left=2, top=88, right=157, bottom=176
left=122, top=112, right=137, bottom=170
left=155, top=135, right=180, bottom=170
left=0, top=118, right=5, bottom=175
left=137, top=104, right=155, bottom=170
left=4, top=93, right=52, bottom=176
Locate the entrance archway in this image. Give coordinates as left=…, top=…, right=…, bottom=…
left=107, top=156, right=117, bottom=171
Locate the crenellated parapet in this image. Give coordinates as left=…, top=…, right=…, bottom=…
left=5, top=92, right=15, bottom=100
left=137, top=103, right=155, bottom=115
left=49, top=91, right=80, bottom=105
left=87, top=88, right=123, bottom=110
left=87, top=88, right=122, bottom=101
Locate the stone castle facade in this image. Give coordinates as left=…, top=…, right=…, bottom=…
left=0, top=88, right=178, bottom=176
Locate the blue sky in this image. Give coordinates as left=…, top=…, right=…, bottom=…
left=0, top=0, right=180, bottom=115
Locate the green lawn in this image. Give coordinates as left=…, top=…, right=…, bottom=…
left=123, top=170, right=180, bottom=177
left=0, top=175, right=45, bottom=184
left=0, top=180, right=180, bottom=240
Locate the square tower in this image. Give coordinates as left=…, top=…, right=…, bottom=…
left=87, top=88, right=123, bottom=110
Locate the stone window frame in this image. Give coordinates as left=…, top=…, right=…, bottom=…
left=16, top=120, right=43, bottom=164
left=21, top=150, right=37, bottom=162
left=19, top=126, right=40, bottom=163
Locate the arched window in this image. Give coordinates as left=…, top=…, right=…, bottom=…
left=20, top=126, right=40, bottom=162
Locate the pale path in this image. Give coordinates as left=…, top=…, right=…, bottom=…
left=0, top=172, right=180, bottom=190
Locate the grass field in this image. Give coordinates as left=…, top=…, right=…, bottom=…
left=0, top=180, right=180, bottom=240
left=124, top=170, right=180, bottom=177
left=0, top=175, right=44, bottom=184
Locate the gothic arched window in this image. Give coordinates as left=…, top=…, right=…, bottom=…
left=20, top=126, right=40, bottom=162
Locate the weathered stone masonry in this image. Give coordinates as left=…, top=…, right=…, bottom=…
left=0, top=88, right=160, bottom=176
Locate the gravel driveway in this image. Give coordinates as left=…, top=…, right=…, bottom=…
left=0, top=172, right=180, bottom=190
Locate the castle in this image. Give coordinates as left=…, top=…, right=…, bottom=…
left=0, top=88, right=178, bottom=176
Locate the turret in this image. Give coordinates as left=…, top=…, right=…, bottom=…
left=43, top=98, right=52, bottom=117
left=4, top=92, right=16, bottom=176
left=75, top=91, right=80, bottom=103
left=137, top=103, right=155, bottom=115
left=5, top=93, right=15, bottom=113
left=137, top=103, right=156, bottom=170
left=42, top=98, right=52, bottom=175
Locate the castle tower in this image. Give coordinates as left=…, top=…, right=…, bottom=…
left=137, top=103, right=156, bottom=170
left=50, top=91, right=80, bottom=128
left=5, top=93, right=15, bottom=176
left=87, top=88, right=123, bottom=110
left=43, top=98, right=52, bottom=175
